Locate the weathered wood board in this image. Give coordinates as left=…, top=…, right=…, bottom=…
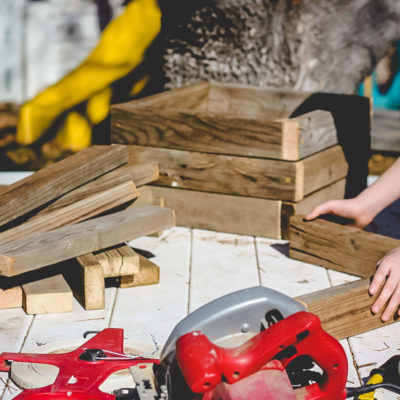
left=295, top=279, right=396, bottom=340
left=22, top=275, right=73, bottom=315
left=0, top=144, right=127, bottom=227
left=151, top=179, right=345, bottom=239
left=112, top=82, right=336, bottom=161
left=0, top=181, right=138, bottom=245
left=289, top=215, right=399, bottom=278
left=127, top=145, right=347, bottom=201
left=0, top=205, right=175, bottom=276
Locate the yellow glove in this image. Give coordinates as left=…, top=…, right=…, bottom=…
left=16, top=0, right=161, bottom=151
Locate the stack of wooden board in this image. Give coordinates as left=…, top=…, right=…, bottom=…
left=111, top=82, right=348, bottom=239
left=0, top=145, right=175, bottom=314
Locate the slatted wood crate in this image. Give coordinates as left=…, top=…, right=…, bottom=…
left=112, top=82, right=347, bottom=238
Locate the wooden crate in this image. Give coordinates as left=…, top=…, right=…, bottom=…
left=112, top=82, right=348, bottom=238
left=112, top=82, right=337, bottom=162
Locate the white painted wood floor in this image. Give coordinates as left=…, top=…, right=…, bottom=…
left=0, top=173, right=399, bottom=400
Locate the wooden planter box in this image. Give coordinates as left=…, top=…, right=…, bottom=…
left=111, top=82, right=347, bottom=238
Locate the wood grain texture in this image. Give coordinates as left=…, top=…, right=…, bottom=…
left=151, top=186, right=282, bottom=238
left=94, top=245, right=140, bottom=278
left=0, top=145, right=127, bottom=227
left=112, top=83, right=336, bottom=162
left=0, top=205, right=175, bottom=276
left=0, top=286, right=22, bottom=309
left=302, top=145, right=347, bottom=196
left=127, top=145, right=347, bottom=201
left=371, top=108, right=400, bottom=153
left=295, top=279, right=396, bottom=340
left=0, top=181, right=138, bottom=245
left=129, top=186, right=154, bottom=207
left=289, top=214, right=400, bottom=278
left=40, top=162, right=158, bottom=214
left=64, top=253, right=105, bottom=311
left=119, top=255, right=160, bottom=288
left=281, top=179, right=346, bottom=239
left=22, top=275, right=73, bottom=315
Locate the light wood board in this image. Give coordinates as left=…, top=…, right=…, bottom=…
left=127, top=145, right=347, bottom=201
left=289, top=215, right=400, bottom=278
left=0, top=287, right=22, bottom=309
left=0, top=205, right=175, bottom=276
left=295, top=279, right=396, bottom=340
left=119, top=255, right=160, bottom=288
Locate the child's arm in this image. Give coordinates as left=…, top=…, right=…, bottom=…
left=305, top=158, right=400, bottom=321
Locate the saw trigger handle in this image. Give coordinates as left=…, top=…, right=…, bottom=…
left=175, top=311, right=348, bottom=399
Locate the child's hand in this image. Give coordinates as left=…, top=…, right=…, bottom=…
left=370, top=246, right=400, bottom=321
left=305, top=198, right=373, bottom=228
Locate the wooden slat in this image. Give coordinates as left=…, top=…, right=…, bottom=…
left=112, top=104, right=335, bottom=162
left=22, top=275, right=73, bottom=315
left=94, top=245, right=140, bottom=278
left=119, top=255, right=160, bottom=288
left=40, top=162, right=158, bottom=214
left=289, top=215, right=400, bottom=278
left=0, top=144, right=127, bottom=227
left=127, top=145, right=347, bottom=201
left=151, top=186, right=282, bottom=238
left=371, top=108, right=400, bottom=153
left=295, top=279, right=396, bottom=340
left=281, top=179, right=346, bottom=239
left=0, top=205, right=175, bottom=276
left=129, top=186, right=154, bottom=207
left=0, top=181, right=138, bottom=245
left=64, top=253, right=105, bottom=311
left=0, top=287, right=22, bottom=309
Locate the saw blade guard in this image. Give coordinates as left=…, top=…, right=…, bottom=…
left=160, top=286, right=305, bottom=365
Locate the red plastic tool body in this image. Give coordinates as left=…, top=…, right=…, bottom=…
left=176, top=311, right=348, bottom=400
left=0, top=328, right=158, bottom=400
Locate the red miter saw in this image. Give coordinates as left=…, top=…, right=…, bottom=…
left=0, top=286, right=391, bottom=400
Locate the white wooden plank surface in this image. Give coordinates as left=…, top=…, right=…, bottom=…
left=190, top=230, right=259, bottom=312
left=111, top=227, right=191, bottom=346
left=0, top=172, right=399, bottom=400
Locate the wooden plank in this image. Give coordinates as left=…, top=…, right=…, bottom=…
left=0, top=145, right=127, bottom=227
left=0, top=287, right=22, bottom=309
left=63, top=253, right=105, bottom=311
left=119, top=255, right=160, bottom=288
left=281, top=179, right=346, bottom=239
left=0, top=205, right=175, bottom=276
left=0, top=181, right=138, bottom=245
left=295, top=279, right=396, bottom=341
left=22, top=275, right=73, bottom=315
left=129, top=186, right=154, bottom=207
left=112, top=108, right=335, bottom=162
left=40, top=162, right=158, bottom=214
left=151, top=186, right=282, bottom=238
left=127, top=145, right=347, bottom=201
left=289, top=214, right=399, bottom=278
left=95, top=245, right=140, bottom=278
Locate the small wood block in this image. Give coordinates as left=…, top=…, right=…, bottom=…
left=0, top=286, right=22, bottom=309
left=64, top=253, right=105, bottom=311
left=22, top=275, right=73, bottom=315
left=127, top=145, right=347, bottom=202
left=289, top=214, right=399, bottom=278
left=295, top=279, right=396, bottom=340
left=119, top=255, right=160, bottom=288
left=94, top=245, right=140, bottom=278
